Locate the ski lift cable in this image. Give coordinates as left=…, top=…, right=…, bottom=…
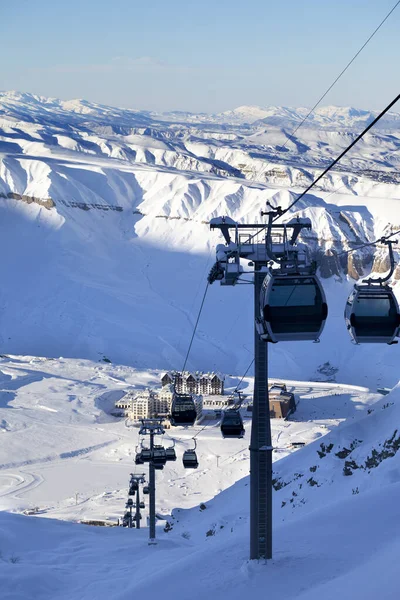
left=177, top=244, right=214, bottom=353
left=272, top=92, right=400, bottom=222
left=181, top=282, right=210, bottom=372
left=334, top=229, right=400, bottom=258
left=311, top=146, right=400, bottom=203
left=257, top=0, right=400, bottom=178
left=193, top=424, right=208, bottom=439
left=234, top=358, right=255, bottom=393
left=244, top=92, right=400, bottom=247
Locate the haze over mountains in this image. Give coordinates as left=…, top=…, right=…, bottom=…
left=0, top=90, right=399, bottom=385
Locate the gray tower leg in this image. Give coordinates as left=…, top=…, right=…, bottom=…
left=250, top=268, right=273, bottom=559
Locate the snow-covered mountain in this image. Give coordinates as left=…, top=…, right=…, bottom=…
left=0, top=91, right=399, bottom=385
left=219, top=104, right=400, bottom=129
left=2, top=91, right=400, bottom=600
left=0, top=91, right=153, bottom=129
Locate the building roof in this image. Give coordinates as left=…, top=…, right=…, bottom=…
left=161, top=370, right=225, bottom=381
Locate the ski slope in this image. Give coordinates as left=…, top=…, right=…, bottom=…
left=0, top=354, right=399, bottom=600
left=0, top=355, right=375, bottom=519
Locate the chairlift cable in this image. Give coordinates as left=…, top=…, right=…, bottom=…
left=193, top=424, right=208, bottom=439
left=181, top=282, right=210, bottom=372
left=335, top=229, right=400, bottom=257
left=273, top=92, right=400, bottom=222
left=279, top=1, right=400, bottom=148
left=258, top=0, right=400, bottom=178
left=177, top=244, right=214, bottom=353
left=234, top=359, right=255, bottom=393
left=244, top=92, right=400, bottom=247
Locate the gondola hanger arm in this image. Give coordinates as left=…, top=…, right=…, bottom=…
left=362, top=239, right=397, bottom=285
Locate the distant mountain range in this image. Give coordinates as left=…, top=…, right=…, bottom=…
left=2, top=90, right=400, bottom=130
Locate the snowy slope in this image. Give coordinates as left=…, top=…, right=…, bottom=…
left=1, top=354, right=400, bottom=599
left=1, top=91, right=400, bottom=599
left=0, top=92, right=399, bottom=387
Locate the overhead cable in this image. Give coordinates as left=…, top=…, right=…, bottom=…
left=234, top=359, right=255, bottom=392
left=335, top=229, right=400, bottom=258
left=257, top=0, right=400, bottom=183
left=181, top=283, right=209, bottom=372
left=316, top=146, right=400, bottom=203
left=278, top=1, right=400, bottom=148
left=274, top=92, right=400, bottom=222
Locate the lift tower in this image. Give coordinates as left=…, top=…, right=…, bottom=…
left=129, top=473, right=146, bottom=529
left=208, top=215, right=312, bottom=560
left=139, top=419, right=165, bottom=544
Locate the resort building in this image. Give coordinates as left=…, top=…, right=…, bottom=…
left=161, top=371, right=225, bottom=395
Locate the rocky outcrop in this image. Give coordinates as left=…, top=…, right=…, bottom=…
left=317, top=249, right=342, bottom=279
left=347, top=252, right=370, bottom=280
left=0, top=191, right=55, bottom=210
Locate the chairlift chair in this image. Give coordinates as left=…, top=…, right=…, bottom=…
left=140, top=447, right=152, bottom=462
left=143, top=486, right=150, bottom=495
left=134, top=444, right=144, bottom=465
left=345, top=285, right=400, bottom=343
left=152, top=446, right=167, bottom=469
left=220, top=409, right=245, bottom=439
left=166, top=447, right=177, bottom=461
left=135, top=452, right=144, bottom=465
left=259, top=271, right=328, bottom=343
left=128, top=478, right=139, bottom=495
left=165, top=439, right=177, bottom=461
left=344, top=241, right=400, bottom=344
left=139, top=501, right=145, bottom=509
left=182, top=439, right=199, bottom=469
left=170, top=394, right=197, bottom=426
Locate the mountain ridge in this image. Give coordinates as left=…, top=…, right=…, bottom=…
left=2, top=90, right=400, bottom=130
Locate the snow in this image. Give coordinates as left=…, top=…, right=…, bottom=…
left=0, top=92, right=399, bottom=384
left=0, top=354, right=399, bottom=599
left=1, top=91, right=400, bottom=598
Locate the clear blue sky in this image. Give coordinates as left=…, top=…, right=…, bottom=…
left=1, top=0, right=399, bottom=113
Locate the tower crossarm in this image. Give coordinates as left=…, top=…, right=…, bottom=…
left=208, top=217, right=313, bottom=285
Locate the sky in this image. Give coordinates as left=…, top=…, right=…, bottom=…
left=1, top=0, right=399, bottom=113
